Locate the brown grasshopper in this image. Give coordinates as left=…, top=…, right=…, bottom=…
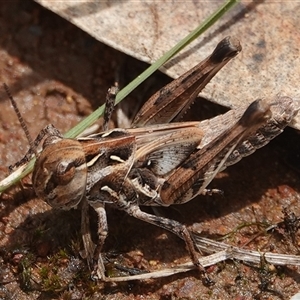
left=7, top=36, right=298, bottom=282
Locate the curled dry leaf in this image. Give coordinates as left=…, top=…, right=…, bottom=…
left=35, top=0, right=300, bottom=128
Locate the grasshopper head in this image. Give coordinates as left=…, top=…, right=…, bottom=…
left=32, top=137, right=87, bottom=210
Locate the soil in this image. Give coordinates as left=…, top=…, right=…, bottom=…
left=0, top=1, right=300, bottom=300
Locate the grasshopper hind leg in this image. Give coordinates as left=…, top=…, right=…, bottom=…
left=124, top=203, right=214, bottom=284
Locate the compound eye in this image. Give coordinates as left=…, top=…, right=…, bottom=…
left=55, top=161, right=76, bottom=185
left=45, top=158, right=87, bottom=209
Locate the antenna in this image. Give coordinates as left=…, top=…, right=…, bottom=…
left=3, top=83, right=38, bottom=158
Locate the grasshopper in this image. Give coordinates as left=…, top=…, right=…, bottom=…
left=7, top=36, right=298, bottom=282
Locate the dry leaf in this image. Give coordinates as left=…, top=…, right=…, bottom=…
left=35, top=0, right=300, bottom=128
